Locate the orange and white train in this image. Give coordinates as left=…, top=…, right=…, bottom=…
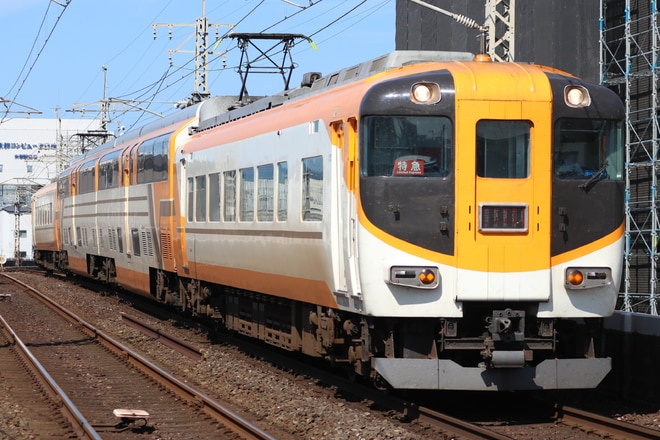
left=32, top=51, right=625, bottom=391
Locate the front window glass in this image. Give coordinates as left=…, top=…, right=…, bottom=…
left=361, top=116, right=452, bottom=177
left=476, top=120, right=531, bottom=178
left=554, top=119, right=623, bottom=180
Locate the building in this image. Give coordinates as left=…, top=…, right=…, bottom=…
left=0, top=117, right=101, bottom=263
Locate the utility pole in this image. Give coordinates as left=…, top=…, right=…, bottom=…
left=153, top=0, right=234, bottom=105
left=485, top=0, right=515, bottom=62
left=14, top=188, right=23, bottom=266
left=68, top=65, right=164, bottom=151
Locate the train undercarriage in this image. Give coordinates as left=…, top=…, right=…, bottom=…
left=38, top=250, right=607, bottom=390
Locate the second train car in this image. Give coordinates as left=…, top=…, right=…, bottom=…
left=32, top=50, right=625, bottom=390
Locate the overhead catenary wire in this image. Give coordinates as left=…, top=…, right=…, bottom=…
left=1, top=0, right=73, bottom=124
left=7, top=1, right=389, bottom=131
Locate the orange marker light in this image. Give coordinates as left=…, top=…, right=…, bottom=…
left=419, top=269, right=435, bottom=285
left=567, top=270, right=584, bottom=286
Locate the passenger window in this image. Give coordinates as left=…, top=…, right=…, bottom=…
left=302, top=156, right=323, bottom=221
left=209, top=173, right=221, bottom=221
left=223, top=170, right=236, bottom=222
left=99, top=151, right=120, bottom=190
left=187, top=177, right=194, bottom=222
left=195, top=175, right=206, bottom=221
left=240, top=168, right=254, bottom=222
left=257, top=164, right=274, bottom=221
left=277, top=161, right=288, bottom=221
left=137, top=133, right=170, bottom=184
left=79, top=160, right=97, bottom=194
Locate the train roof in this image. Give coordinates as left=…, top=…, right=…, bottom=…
left=194, top=50, right=475, bottom=133
left=60, top=51, right=474, bottom=174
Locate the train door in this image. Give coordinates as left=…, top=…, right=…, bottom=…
left=123, top=144, right=139, bottom=261
left=69, top=166, right=79, bottom=248
left=333, top=118, right=362, bottom=299
left=331, top=121, right=348, bottom=294
left=454, top=99, right=552, bottom=301
left=178, top=155, right=195, bottom=278
left=158, top=138, right=177, bottom=273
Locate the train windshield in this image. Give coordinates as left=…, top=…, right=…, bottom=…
left=360, top=116, right=452, bottom=177
left=553, top=118, right=624, bottom=180
left=476, top=120, right=531, bottom=178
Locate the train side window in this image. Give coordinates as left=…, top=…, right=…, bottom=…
left=240, top=167, right=255, bottom=222
left=553, top=118, right=624, bottom=180
left=99, top=150, right=120, bottom=190
left=277, top=161, right=288, bottom=221
left=58, top=172, right=71, bottom=198
left=476, top=120, right=530, bottom=178
left=224, top=170, right=236, bottom=222
left=137, top=141, right=153, bottom=183
left=257, top=164, right=274, bottom=221
left=79, top=159, right=97, bottom=194
left=209, top=173, right=221, bottom=222
left=153, top=137, right=168, bottom=181
left=195, top=175, right=207, bottom=222
left=137, top=133, right=171, bottom=184
left=302, top=156, right=323, bottom=221
left=187, top=178, right=194, bottom=222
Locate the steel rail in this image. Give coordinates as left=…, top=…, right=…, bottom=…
left=2, top=273, right=276, bottom=440
left=120, top=312, right=204, bottom=360
left=557, top=404, right=660, bottom=440
left=417, top=405, right=515, bottom=440
left=0, top=313, right=102, bottom=440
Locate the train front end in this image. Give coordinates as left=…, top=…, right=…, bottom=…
left=356, top=59, right=624, bottom=390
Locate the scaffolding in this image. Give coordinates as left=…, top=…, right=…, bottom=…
left=600, top=0, right=660, bottom=314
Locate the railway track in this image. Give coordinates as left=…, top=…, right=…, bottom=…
left=555, top=404, right=660, bottom=440
left=0, top=273, right=276, bottom=440
left=0, top=302, right=81, bottom=438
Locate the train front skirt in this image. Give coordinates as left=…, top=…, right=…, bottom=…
left=372, top=357, right=611, bottom=390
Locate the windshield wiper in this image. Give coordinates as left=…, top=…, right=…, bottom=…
left=579, top=161, right=608, bottom=192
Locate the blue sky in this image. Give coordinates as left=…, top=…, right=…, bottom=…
left=1, top=0, right=395, bottom=131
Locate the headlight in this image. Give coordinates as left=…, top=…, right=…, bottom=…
left=411, top=82, right=441, bottom=104
left=564, top=85, right=591, bottom=108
